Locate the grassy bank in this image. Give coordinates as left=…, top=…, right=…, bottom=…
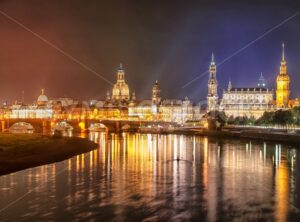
left=0, top=133, right=98, bottom=176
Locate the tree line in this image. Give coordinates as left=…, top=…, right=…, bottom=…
left=226, top=107, right=300, bottom=126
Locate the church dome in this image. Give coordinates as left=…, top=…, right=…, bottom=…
left=37, top=89, right=48, bottom=105
left=112, top=64, right=130, bottom=100
left=112, top=83, right=129, bottom=100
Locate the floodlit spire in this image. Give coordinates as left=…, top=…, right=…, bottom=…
left=258, top=72, right=266, bottom=88
left=119, top=63, right=123, bottom=70
left=209, top=53, right=216, bottom=74
left=282, top=42, right=285, bottom=61
left=280, top=43, right=287, bottom=74
left=211, top=52, right=215, bottom=65
left=228, top=80, right=232, bottom=91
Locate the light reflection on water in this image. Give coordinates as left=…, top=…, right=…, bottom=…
left=0, top=133, right=300, bottom=221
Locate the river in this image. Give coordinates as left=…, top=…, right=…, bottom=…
left=0, top=133, right=300, bottom=221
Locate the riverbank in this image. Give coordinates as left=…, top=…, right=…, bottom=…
left=174, top=126, right=300, bottom=144
left=0, top=133, right=98, bottom=176
left=138, top=126, right=300, bottom=144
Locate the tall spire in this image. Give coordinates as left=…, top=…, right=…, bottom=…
left=280, top=43, right=287, bottom=75
left=209, top=52, right=216, bottom=75
left=207, top=53, right=218, bottom=112
left=228, top=80, right=232, bottom=91
left=276, top=43, right=290, bottom=108
left=282, top=42, right=285, bottom=61
left=211, top=52, right=215, bottom=65
left=119, top=63, right=123, bottom=70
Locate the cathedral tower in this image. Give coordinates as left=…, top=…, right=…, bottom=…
left=152, top=80, right=161, bottom=105
left=276, top=43, right=290, bottom=108
left=207, top=53, right=218, bottom=111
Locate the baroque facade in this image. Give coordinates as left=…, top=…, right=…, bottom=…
left=84, top=64, right=201, bottom=124
left=10, top=89, right=53, bottom=119
left=220, top=81, right=274, bottom=118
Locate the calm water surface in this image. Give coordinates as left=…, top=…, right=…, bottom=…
left=0, top=133, right=300, bottom=221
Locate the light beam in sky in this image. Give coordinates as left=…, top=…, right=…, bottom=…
left=182, top=9, right=300, bottom=89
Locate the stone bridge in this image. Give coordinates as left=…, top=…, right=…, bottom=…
left=0, top=118, right=176, bottom=133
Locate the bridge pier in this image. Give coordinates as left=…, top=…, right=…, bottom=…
left=1, top=120, right=6, bottom=132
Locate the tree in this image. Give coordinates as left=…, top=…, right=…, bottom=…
left=273, top=109, right=295, bottom=125
left=256, top=111, right=274, bottom=125
left=256, top=110, right=295, bottom=126
left=291, top=107, right=300, bottom=126
left=206, top=111, right=227, bottom=130
left=227, top=115, right=235, bottom=125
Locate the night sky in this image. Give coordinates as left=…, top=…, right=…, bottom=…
left=0, top=0, right=300, bottom=103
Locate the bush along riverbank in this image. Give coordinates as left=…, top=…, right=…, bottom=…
left=0, top=133, right=98, bottom=176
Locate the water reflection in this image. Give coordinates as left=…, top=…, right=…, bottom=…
left=0, top=133, right=300, bottom=221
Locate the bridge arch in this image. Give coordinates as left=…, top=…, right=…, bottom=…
left=88, top=123, right=107, bottom=132
left=52, top=121, right=74, bottom=132
left=9, top=122, right=34, bottom=134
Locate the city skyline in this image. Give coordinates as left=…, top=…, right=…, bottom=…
left=0, top=0, right=300, bottom=103
left=1, top=2, right=300, bottom=221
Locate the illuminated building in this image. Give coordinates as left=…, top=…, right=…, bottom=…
left=276, top=43, right=290, bottom=108
left=10, top=89, right=53, bottom=119
left=207, top=53, right=218, bottom=112
left=100, top=65, right=201, bottom=124
left=112, top=64, right=130, bottom=101
left=10, top=105, right=53, bottom=119
left=128, top=81, right=201, bottom=123
left=211, top=43, right=295, bottom=118
left=220, top=80, right=274, bottom=118
left=159, top=97, right=200, bottom=123
left=207, top=53, right=274, bottom=118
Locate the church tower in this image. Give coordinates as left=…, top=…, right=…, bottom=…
left=207, top=53, right=218, bottom=111
left=276, top=43, right=290, bottom=108
left=152, top=80, right=161, bottom=105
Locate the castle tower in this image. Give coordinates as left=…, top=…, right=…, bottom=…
left=276, top=43, right=290, bottom=108
left=152, top=80, right=161, bottom=105
left=207, top=53, right=218, bottom=111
